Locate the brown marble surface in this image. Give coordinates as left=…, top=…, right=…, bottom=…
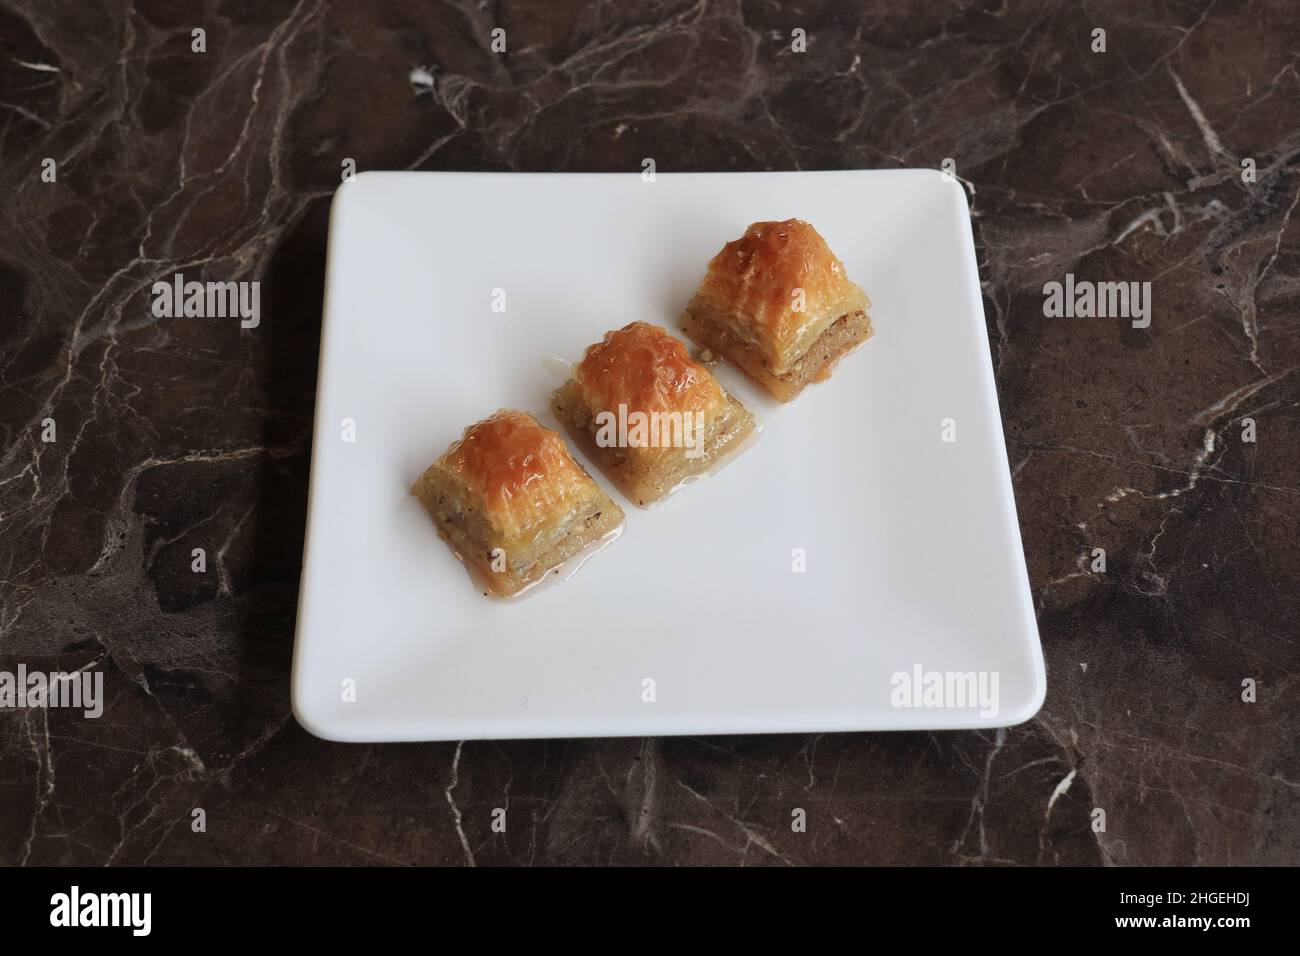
left=1, top=0, right=1297, bottom=866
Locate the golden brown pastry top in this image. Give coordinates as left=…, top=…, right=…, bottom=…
left=439, top=410, right=593, bottom=539
left=691, top=219, right=868, bottom=374
left=574, top=321, right=726, bottom=418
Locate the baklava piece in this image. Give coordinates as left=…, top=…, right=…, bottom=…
left=412, top=410, right=624, bottom=597
left=551, top=321, right=755, bottom=507
left=680, top=218, right=872, bottom=402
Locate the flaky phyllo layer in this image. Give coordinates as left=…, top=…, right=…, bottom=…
left=688, top=218, right=870, bottom=375
left=433, top=410, right=595, bottom=542
left=412, top=409, right=624, bottom=596
left=552, top=322, right=756, bottom=506
left=572, top=322, right=728, bottom=468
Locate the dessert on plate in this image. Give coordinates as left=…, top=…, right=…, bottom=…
left=411, top=409, right=624, bottom=597
left=679, top=218, right=872, bottom=401
left=551, top=321, right=755, bottom=507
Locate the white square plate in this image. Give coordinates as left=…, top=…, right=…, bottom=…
left=291, top=169, right=1045, bottom=742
